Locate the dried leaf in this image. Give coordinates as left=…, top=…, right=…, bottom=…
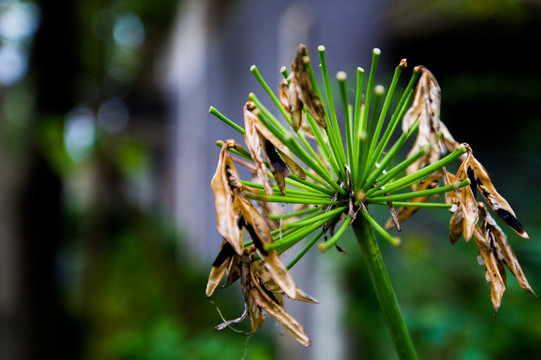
left=223, top=253, right=242, bottom=288
left=210, top=140, right=245, bottom=255
left=405, top=135, right=433, bottom=179
left=291, top=44, right=326, bottom=128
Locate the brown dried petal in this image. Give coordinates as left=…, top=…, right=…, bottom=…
left=234, top=195, right=297, bottom=299
left=261, top=139, right=289, bottom=195
left=277, top=147, right=306, bottom=180
left=254, top=260, right=318, bottom=304
left=478, top=204, right=535, bottom=296
left=300, top=113, right=317, bottom=139
left=285, top=78, right=303, bottom=132
left=291, top=44, right=326, bottom=128
left=456, top=148, right=478, bottom=241
left=237, top=255, right=265, bottom=332
left=438, top=120, right=459, bottom=153
left=280, top=77, right=315, bottom=138
left=244, top=104, right=274, bottom=194
left=469, top=152, right=529, bottom=239
left=279, top=78, right=290, bottom=111
left=210, top=140, right=244, bottom=255
left=249, top=262, right=311, bottom=346
left=442, top=169, right=459, bottom=205
left=403, top=67, right=441, bottom=143
left=403, top=67, right=445, bottom=180
left=245, top=101, right=306, bottom=183
left=442, top=169, right=464, bottom=244
left=206, top=240, right=236, bottom=298
left=473, top=225, right=506, bottom=314
left=449, top=210, right=464, bottom=245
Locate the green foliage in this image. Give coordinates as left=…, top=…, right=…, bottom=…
left=71, top=216, right=273, bottom=360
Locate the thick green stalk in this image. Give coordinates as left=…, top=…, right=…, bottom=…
left=352, top=216, right=418, bottom=360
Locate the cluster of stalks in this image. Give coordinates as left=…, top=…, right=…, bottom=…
left=205, top=44, right=534, bottom=358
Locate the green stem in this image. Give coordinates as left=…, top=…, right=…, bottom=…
left=368, top=179, right=470, bottom=203
left=352, top=216, right=418, bottom=360
left=209, top=107, right=245, bottom=135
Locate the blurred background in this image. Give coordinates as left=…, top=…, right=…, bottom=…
left=1, top=0, right=540, bottom=359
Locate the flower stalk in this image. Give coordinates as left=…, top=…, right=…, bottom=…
left=352, top=216, right=417, bottom=359
left=205, top=43, right=534, bottom=357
